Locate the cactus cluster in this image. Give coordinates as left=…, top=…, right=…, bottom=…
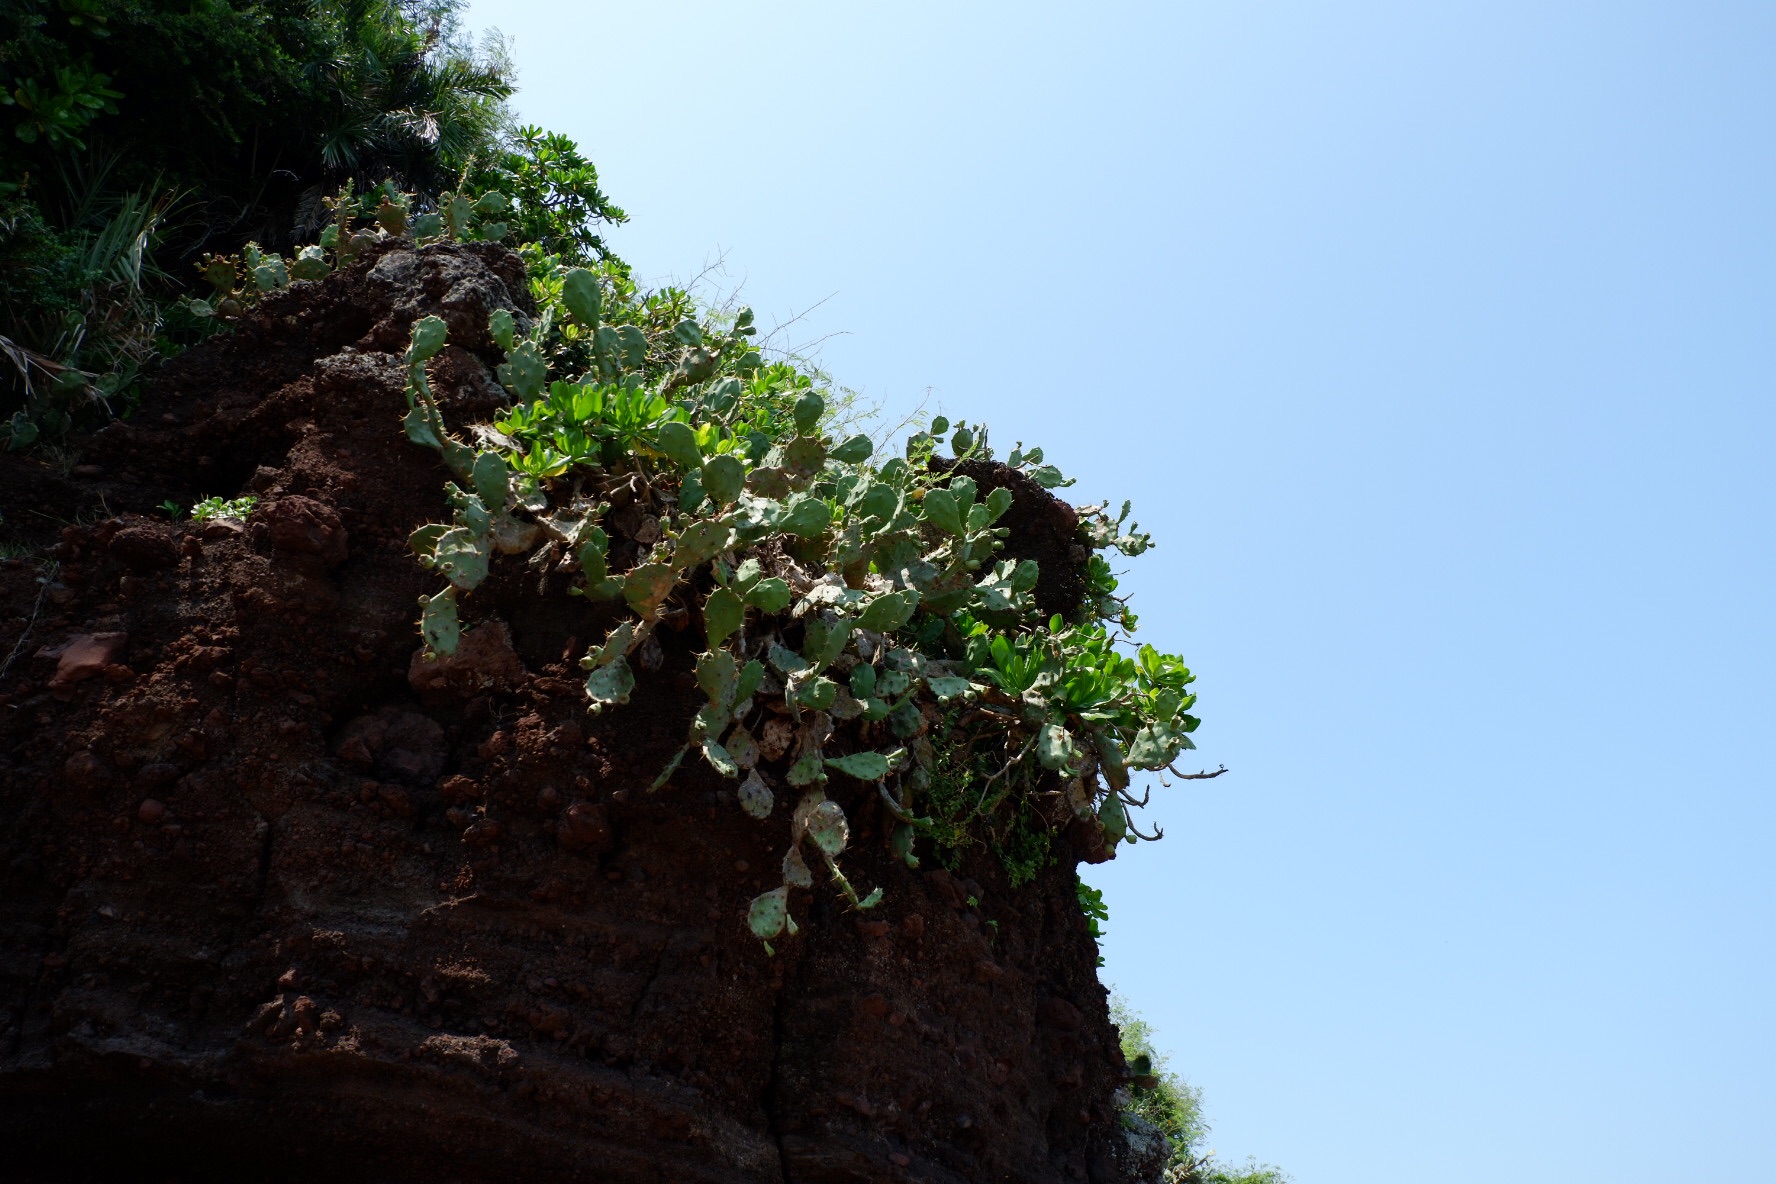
left=395, top=252, right=1206, bottom=951
left=185, top=181, right=513, bottom=321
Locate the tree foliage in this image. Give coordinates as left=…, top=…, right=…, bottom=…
left=0, top=0, right=569, bottom=448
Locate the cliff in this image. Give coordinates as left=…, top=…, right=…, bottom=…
left=0, top=243, right=1165, bottom=1183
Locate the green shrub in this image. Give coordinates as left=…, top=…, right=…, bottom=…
left=1112, top=994, right=1291, bottom=1184
left=380, top=184, right=1202, bottom=945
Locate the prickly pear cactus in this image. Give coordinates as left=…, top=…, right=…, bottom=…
left=389, top=256, right=1207, bottom=950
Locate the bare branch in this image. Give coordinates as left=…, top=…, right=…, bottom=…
left=1125, top=817, right=1164, bottom=842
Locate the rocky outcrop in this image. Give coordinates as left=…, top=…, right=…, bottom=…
left=0, top=243, right=1163, bottom=1183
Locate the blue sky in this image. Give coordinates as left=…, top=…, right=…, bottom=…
left=462, top=3, right=1776, bottom=1179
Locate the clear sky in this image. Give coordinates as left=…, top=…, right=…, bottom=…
left=462, top=3, right=1775, bottom=1180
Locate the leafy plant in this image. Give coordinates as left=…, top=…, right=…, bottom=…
left=189, top=494, right=256, bottom=522
left=159, top=494, right=257, bottom=521
left=1111, top=994, right=1292, bottom=1184
left=394, top=237, right=1211, bottom=951
left=4, top=54, right=121, bottom=148
left=468, top=124, right=627, bottom=267
left=1077, top=877, right=1109, bottom=966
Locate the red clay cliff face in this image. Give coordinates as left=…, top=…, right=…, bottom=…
left=0, top=244, right=1165, bottom=1183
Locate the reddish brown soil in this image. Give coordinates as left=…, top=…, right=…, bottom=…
left=0, top=245, right=1164, bottom=1183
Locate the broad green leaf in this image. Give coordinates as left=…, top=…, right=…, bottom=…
left=654, top=420, right=702, bottom=470
left=768, top=644, right=809, bottom=676
left=825, top=751, right=891, bottom=781
left=496, top=340, right=547, bottom=401
left=780, top=495, right=831, bottom=538
left=924, top=675, right=974, bottom=702
left=584, top=657, right=635, bottom=711
left=1126, top=723, right=1185, bottom=769
left=984, top=486, right=1013, bottom=523
left=748, top=886, right=789, bottom=939
left=694, top=702, right=732, bottom=742
left=727, top=725, right=760, bottom=769
left=858, top=482, right=899, bottom=521
left=856, top=589, right=918, bottom=633
left=1098, top=793, right=1128, bottom=844
left=921, top=488, right=962, bottom=535
left=802, top=617, right=850, bottom=670
left=888, top=700, right=923, bottom=738
left=672, top=319, right=703, bottom=345
left=580, top=620, right=633, bottom=670
left=788, top=745, right=827, bottom=787
left=876, top=670, right=911, bottom=697
left=745, top=466, right=793, bottom=499
left=735, top=658, right=766, bottom=704
left=470, top=451, right=507, bottom=513
left=738, top=769, right=774, bottom=818
left=697, top=649, right=739, bottom=707
left=561, top=267, right=601, bottom=327
left=675, top=517, right=737, bottom=568
left=289, top=246, right=328, bottom=281
left=702, top=738, right=739, bottom=778
left=577, top=526, right=611, bottom=584
left=1037, top=722, right=1077, bottom=770
left=489, top=308, right=516, bottom=351
left=402, top=405, right=443, bottom=449
left=702, top=454, right=745, bottom=506
left=849, top=664, right=877, bottom=699
left=616, top=324, right=648, bottom=369
left=623, top=562, right=677, bottom=617
left=795, top=675, right=838, bottom=710
left=805, top=800, right=849, bottom=855
left=784, top=435, right=826, bottom=478
left=793, top=391, right=825, bottom=433
left=418, top=585, right=459, bottom=656
left=746, top=577, right=791, bottom=613
left=408, top=522, right=446, bottom=559
left=1094, top=731, right=1130, bottom=791
left=782, top=843, right=813, bottom=888
left=829, top=434, right=873, bottom=463
left=430, top=526, right=490, bottom=590
left=705, top=587, right=745, bottom=648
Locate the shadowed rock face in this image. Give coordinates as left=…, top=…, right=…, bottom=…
left=0, top=244, right=1165, bottom=1184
